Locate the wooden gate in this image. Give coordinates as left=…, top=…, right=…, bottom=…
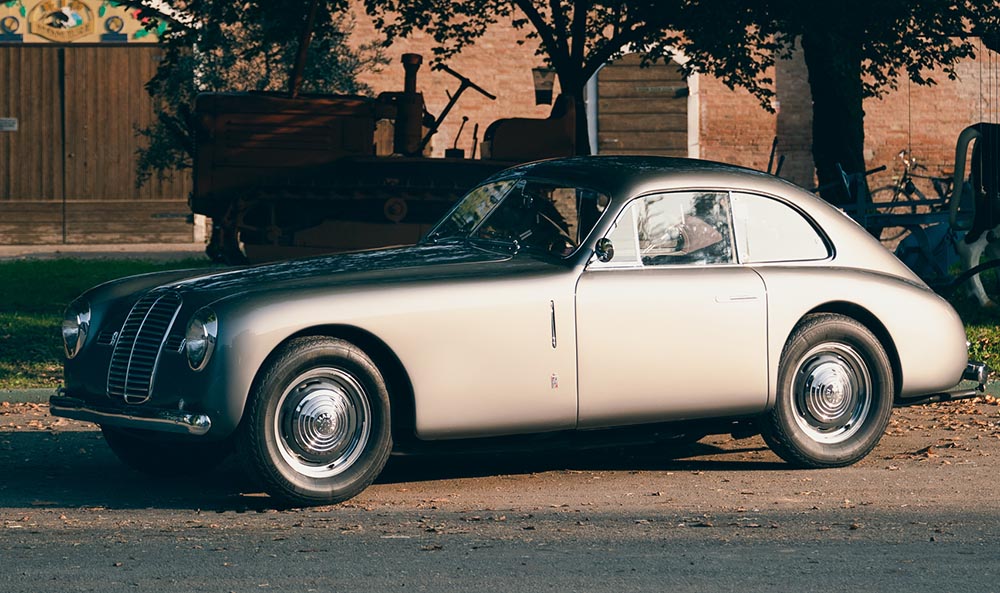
left=596, top=54, right=688, bottom=156
left=0, top=45, right=192, bottom=245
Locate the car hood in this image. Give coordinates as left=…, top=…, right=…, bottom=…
left=161, top=244, right=522, bottom=299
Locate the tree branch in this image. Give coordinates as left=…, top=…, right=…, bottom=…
left=514, top=0, right=571, bottom=72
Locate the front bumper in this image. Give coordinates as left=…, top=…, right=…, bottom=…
left=50, top=390, right=212, bottom=436
left=896, top=360, right=991, bottom=407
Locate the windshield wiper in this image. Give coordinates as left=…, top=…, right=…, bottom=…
left=423, top=231, right=465, bottom=245
left=467, top=235, right=521, bottom=255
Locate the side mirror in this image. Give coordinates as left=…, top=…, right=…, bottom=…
left=595, top=238, right=614, bottom=263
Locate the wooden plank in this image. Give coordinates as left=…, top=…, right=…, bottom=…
left=64, top=199, right=193, bottom=243
left=597, top=97, right=687, bottom=115
left=599, top=55, right=684, bottom=83
left=597, top=80, right=688, bottom=99
left=597, top=146, right=688, bottom=157
left=132, top=47, right=192, bottom=202
left=63, top=47, right=191, bottom=204
left=0, top=229, right=63, bottom=245
left=597, top=52, right=689, bottom=158
left=0, top=202, right=65, bottom=222
left=65, top=200, right=190, bottom=222
left=0, top=46, right=64, bottom=202
left=598, top=67, right=683, bottom=84
left=598, top=113, right=688, bottom=133
left=598, top=132, right=687, bottom=152
left=63, top=231, right=194, bottom=244
left=58, top=46, right=193, bottom=242
left=0, top=201, right=63, bottom=244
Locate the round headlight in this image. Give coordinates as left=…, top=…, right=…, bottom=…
left=62, top=298, right=91, bottom=359
left=184, top=307, right=218, bottom=372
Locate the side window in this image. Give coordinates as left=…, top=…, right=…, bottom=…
left=635, top=191, right=734, bottom=266
left=590, top=191, right=734, bottom=268
left=731, top=192, right=829, bottom=263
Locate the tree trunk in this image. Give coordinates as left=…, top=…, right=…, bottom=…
left=557, top=69, right=592, bottom=156
left=801, top=30, right=866, bottom=206
left=572, top=92, right=591, bottom=155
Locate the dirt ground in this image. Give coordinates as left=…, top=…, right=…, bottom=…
left=2, top=397, right=999, bottom=514
left=1, top=399, right=999, bottom=592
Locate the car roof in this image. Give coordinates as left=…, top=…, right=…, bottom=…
left=489, top=155, right=804, bottom=203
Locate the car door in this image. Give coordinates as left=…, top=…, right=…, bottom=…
left=575, top=190, right=769, bottom=428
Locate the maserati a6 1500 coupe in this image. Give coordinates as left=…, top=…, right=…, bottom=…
left=52, top=157, right=987, bottom=506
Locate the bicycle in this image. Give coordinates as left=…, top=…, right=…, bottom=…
left=869, top=150, right=953, bottom=241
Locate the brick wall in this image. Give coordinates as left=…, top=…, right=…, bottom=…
left=694, top=75, right=778, bottom=177
left=864, top=56, right=991, bottom=194
left=348, top=5, right=1000, bottom=196
left=348, top=3, right=558, bottom=159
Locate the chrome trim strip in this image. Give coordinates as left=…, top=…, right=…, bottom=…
left=106, top=292, right=183, bottom=405
left=146, top=300, right=184, bottom=401
left=50, top=394, right=211, bottom=436
left=963, top=360, right=989, bottom=387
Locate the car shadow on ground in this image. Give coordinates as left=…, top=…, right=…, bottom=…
left=0, top=429, right=784, bottom=511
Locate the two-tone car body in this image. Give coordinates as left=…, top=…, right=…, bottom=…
left=52, top=156, right=987, bottom=505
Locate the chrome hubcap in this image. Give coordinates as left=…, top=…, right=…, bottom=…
left=275, top=367, right=370, bottom=478
left=793, top=343, right=872, bottom=444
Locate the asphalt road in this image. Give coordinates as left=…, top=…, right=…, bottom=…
left=2, top=399, right=999, bottom=593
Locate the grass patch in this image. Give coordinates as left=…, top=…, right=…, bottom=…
left=949, top=294, right=1000, bottom=373
left=0, top=258, right=214, bottom=389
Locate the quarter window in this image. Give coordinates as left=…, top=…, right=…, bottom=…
left=730, top=192, right=829, bottom=262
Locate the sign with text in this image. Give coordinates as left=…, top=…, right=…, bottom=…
left=0, top=0, right=165, bottom=44
left=0, top=118, right=17, bottom=132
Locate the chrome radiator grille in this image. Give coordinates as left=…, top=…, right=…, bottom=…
left=107, top=291, right=182, bottom=404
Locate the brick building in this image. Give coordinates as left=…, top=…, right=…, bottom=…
left=2, top=1, right=998, bottom=246
left=349, top=3, right=1000, bottom=194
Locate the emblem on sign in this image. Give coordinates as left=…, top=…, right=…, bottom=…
left=28, top=0, right=94, bottom=43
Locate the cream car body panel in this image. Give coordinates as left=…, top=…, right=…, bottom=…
left=749, top=267, right=967, bottom=401
left=575, top=266, right=768, bottom=427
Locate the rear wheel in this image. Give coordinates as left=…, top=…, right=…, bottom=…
left=761, top=313, right=894, bottom=468
left=238, top=337, right=392, bottom=506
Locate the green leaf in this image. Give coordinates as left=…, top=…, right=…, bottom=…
left=156, top=20, right=167, bottom=36
left=133, top=28, right=148, bottom=39
left=3, top=1, right=16, bottom=8
left=19, top=5, right=25, bottom=16
left=98, top=5, right=105, bottom=16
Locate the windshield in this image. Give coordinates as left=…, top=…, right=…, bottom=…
left=425, top=178, right=610, bottom=258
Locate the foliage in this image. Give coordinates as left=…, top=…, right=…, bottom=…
left=673, top=0, right=1000, bottom=202
left=135, top=0, right=388, bottom=185
left=363, top=0, right=1000, bottom=197
left=364, top=0, right=685, bottom=154
left=676, top=1, right=993, bottom=107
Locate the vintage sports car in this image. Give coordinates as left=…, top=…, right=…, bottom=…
left=52, top=156, right=987, bottom=506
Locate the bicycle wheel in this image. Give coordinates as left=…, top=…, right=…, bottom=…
left=869, top=185, right=911, bottom=242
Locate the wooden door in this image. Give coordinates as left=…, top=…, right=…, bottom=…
left=0, top=45, right=192, bottom=245
left=596, top=54, right=688, bottom=156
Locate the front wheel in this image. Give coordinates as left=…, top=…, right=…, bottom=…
left=237, top=337, right=392, bottom=506
left=761, top=313, right=894, bottom=468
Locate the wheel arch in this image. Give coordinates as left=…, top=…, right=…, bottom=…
left=802, top=301, right=902, bottom=399
left=247, top=324, right=417, bottom=448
